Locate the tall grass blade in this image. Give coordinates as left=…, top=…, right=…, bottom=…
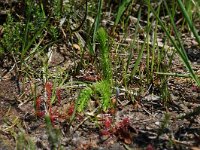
left=45, top=115, right=60, bottom=149
left=21, top=17, right=50, bottom=59
left=91, top=0, right=103, bottom=53
left=177, top=0, right=200, bottom=45
left=130, top=25, right=151, bottom=80
left=114, top=0, right=132, bottom=26
left=164, top=1, right=200, bottom=86
left=126, top=7, right=141, bottom=74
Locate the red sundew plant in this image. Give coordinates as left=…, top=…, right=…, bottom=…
left=146, top=144, right=154, bottom=150
left=100, top=129, right=110, bottom=136
left=36, top=111, right=45, bottom=118
left=45, top=82, right=53, bottom=94
left=35, top=96, right=45, bottom=117
left=191, top=85, right=200, bottom=92
left=36, top=96, right=42, bottom=109
left=100, top=116, right=113, bottom=136
left=116, top=117, right=130, bottom=129
left=34, top=81, right=66, bottom=125
left=100, top=117, right=131, bottom=137
left=103, top=117, right=112, bottom=129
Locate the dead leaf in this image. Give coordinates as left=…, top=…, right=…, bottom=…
left=73, top=44, right=81, bottom=51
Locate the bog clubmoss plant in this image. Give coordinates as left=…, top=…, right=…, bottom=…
left=94, top=80, right=112, bottom=110
left=75, top=27, right=113, bottom=113
left=77, top=87, right=93, bottom=112
left=97, top=27, right=112, bottom=83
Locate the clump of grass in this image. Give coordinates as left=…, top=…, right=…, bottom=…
left=112, top=0, right=132, bottom=34
left=0, top=1, right=59, bottom=91
left=0, top=1, right=52, bottom=58
left=177, top=0, right=200, bottom=45
left=149, top=1, right=200, bottom=86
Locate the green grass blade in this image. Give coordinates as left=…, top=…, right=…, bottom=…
left=126, top=7, right=141, bottom=73
left=114, top=0, right=132, bottom=26
left=21, top=17, right=50, bottom=59
left=130, top=25, right=151, bottom=79
left=163, top=1, right=200, bottom=86
left=92, top=0, right=103, bottom=53
left=177, top=0, right=200, bottom=45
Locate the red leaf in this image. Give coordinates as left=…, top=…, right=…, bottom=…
left=36, top=111, right=45, bottom=117
left=35, top=96, right=45, bottom=118
left=122, top=117, right=130, bottom=126
left=116, top=117, right=130, bottom=129
left=56, top=88, right=61, bottom=104
left=100, top=129, right=110, bottom=136
left=49, top=108, right=59, bottom=124
left=103, top=117, right=112, bottom=129
left=36, top=96, right=42, bottom=109
left=45, top=81, right=53, bottom=103
left=50, top=114, right=58, bottom=123
left=67, top=104, right=74, bottom=116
